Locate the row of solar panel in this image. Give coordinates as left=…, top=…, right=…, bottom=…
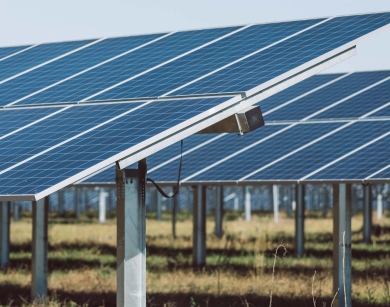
left=0, top=13, right=389, bottom=107
left=80, top=71, right=390, bottom=184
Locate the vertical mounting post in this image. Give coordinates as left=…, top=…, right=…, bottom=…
left=193, top=185, right=206, bottom=267
left=295, top=184, right=305, bottom=257
left=116, top=159, right=147, bottom=307
left=244, top=186, right=251, bottom=222
left=31, top=197, right=49, bottom=301
left=377, top=186, right=383, bottom=220
left=273, top=185, right=279, bottom=224
left=363, top=185, right=372, bottom=244
left=215, top=186, right=223, bottom=238
left=172, top=187, right=178, bottom=239
left=323, top=185, right=329, bottom=218
left=99, top=188, right=107, bottom=224
left=13, top=201, right=19, bottom=222
left=75, top=187, right=82, bottom=219
left=156, top=191, right=162, bottom=221
left=0, top=201, right=10, bottom=268
left=58, top=189, right=64, bottom=216
left=333, top=184, right=352, bottom=307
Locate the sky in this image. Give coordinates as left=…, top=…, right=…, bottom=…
left=1, top=0, right=390, bottom=73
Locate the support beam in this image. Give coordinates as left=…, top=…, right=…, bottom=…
left=116, top=159, right=147, bottom=307
left=99, top=188, right=107, bottom=224
left=215, top=186, right=223, bottom=238
left=244, top=186, right=251, bottom=222
left=377, top=191, right=383, bottom=220
left=295, top=185, right=305, bottom=257
left=363, top=185, right=372, bottom=244
left=273, top=185, right=279, bottom=224
left=333, top=184, right=352, bottom=307
left=0, top=201, right=10, bottom=268
left=13, top=201, right=19, bottom=222
left=193, top=185, right=206, bottom=267
left=31, top=197, right=49, bottom=301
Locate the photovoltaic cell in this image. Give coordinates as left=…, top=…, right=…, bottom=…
left=0, top=45, right=31, bottom=60
left=92, top=19, right=324, bottom=100
left=265, top=71, right=390, bottom=121
left=0, top=40, right=95, bottom=82
left=368, top=104, right=390, bottom=117
left=0, top=34, right=165, bottom=107
left=172, top=14, right=390, bottom=96
left=0, top=107, right=63, bottom=138
left=259, top=73, right=344, bottom=114
left=13, top=27, right=240, bottom=105
left=188, top=123, right=343, bottom=181
left=246, top=121, right=390, bottom=180
left=306, top=131, right=390, bottom=180
left=0, top=97, right=230, bottom=195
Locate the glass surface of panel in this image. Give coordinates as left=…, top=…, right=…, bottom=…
left=14, top=27, right=239, bottom=105
left=0, top=40, right=94, bottom=82
left=0, top=97, right=229, bottom=195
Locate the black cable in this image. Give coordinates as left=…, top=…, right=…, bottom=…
left=147, top=139, right=183, bottom=198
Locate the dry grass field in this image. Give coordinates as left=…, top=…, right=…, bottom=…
left=1, top=210, right=390, bottom=306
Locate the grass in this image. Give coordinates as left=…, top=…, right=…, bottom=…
left=1, top=210, right=390, bottom=306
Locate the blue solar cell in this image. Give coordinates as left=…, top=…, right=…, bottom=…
left=312, top=74, right=390, bottom=119
left=247, top=121, right=390, bottom=180
left=0, top=107, right=63, bottom=138
left=0, top=40, right=95, bottom=82
left=0, top=103, right=144, bottom=172
left=14, top=27, right=239, bottom=105
left=265, top=71, right=390, bottom=121
left=151, top=125, right=284, bottom=182
left=83, top=134, right=215, bottom=183
left=188, top=123, right=342, bottom=181
left=0, top=45, right=30, bottom=60
left=368, top=104, right=390, bottom=117
left=259, top=73, right=344, bottom=114
left=371, top=165, right=390, bottom=179
left=0, top=97, right=230, bottom=195
left=306, top=129, right=390, bottom=180
left=92, top=19, right=324, bottom=100
left=172, top=13, right=390, bottom=96
left=0, top=34, right=165, bottom=107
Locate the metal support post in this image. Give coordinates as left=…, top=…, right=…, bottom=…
left=156, top=191, right=162, bottom=221
left=172, top=187, right=178, bottom=239
left=333, top=184, right=352, bottom=307
left=99, top=188, right=107, bottom=224
left=273, top=185, right=279, bottom=224
left=363, top=185, right=372, bottom=244
left=377, top=191, right=383, bottom=220
left=0, top=201, right=10, bottom=268
left=58, top=189, right=65, bottom=216
left=244, top=186, right=251, bottom=222
left=13, top=201, right=19, bottom=222
left=295, top=185, right=305, bottom=257
left=75, top=187, right=82, bottom=219
left=116, top=159, right=147, bottom=307
left=31, top=197, right=49, bottom=301
left=323, top=185, right=329, bottom=218
left=193, top=185, right=206, bottom=267
left=215, top=186, right=223, bottom=238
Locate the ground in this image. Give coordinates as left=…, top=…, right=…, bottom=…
left=1, top=210, right=390, bottom=307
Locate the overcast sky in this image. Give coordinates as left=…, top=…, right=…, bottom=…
left=1, top=0, right=390, bottom=73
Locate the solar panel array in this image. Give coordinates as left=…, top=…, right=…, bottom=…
left=81, top=71, right=390, bottom=185
left=0, top=12, right=390, bottom=200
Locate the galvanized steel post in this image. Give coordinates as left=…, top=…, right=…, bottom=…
left=31, top=197, right=49, bottom=301
left=116, top=159, right=147, bottom=307
left=333, top=183, right=352, bottom=307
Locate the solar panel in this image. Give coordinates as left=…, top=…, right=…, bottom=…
left=81, top=71, right=390, bottom=185
left=0, top=97, right=236, bottom=198
left=0, top=45, right=32, bottom=61
left=0, top=12, right=389, bottom=200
